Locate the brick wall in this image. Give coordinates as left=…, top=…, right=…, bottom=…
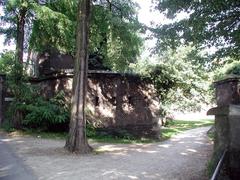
left=30, top=72, right=161, bottom=138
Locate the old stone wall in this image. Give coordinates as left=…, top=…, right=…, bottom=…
left=30, top=72, right=161, bottom=138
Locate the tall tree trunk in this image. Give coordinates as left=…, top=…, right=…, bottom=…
left=65, top=0, right=92, bottom=154
left=16, top=6, right=27, bottom=65
left=13, top=5, right=27, bottom=129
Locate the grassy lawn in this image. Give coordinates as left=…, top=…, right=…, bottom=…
left=161, top=119, right=214, bottom=141
left=1, top=119, right=214, bottom=144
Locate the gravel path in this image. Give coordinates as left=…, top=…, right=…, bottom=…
left=0, top=138, right=36, bottom=180
left=0, top=127, right=213, bottom=180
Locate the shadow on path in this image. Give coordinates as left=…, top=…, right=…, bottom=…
left=0, top=127, right=213, bottom=180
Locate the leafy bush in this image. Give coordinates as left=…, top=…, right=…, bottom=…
left=145, top=63, right=178, bottom=101
left=0, top=51, right=70, bottom=130
left=133, top=46, right=212, bottom=114
left=19, top=91, right=70, bottom=130
left=214, top=61, right=240, bottom=80
left=0, top=50, right=15, bottom=74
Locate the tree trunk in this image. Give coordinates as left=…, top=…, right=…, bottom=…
left=65, top=0, right=92, bottom=154
left=13, top=4, right=27, bottom=129
left=16, top=6, right=27, bottom=65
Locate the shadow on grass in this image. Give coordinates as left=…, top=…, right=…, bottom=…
left=1, top=119, right=214, bottom=144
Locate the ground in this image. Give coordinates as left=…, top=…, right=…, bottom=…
left=0, top=126, right=213, bottom=180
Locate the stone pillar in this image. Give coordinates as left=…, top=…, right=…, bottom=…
left=211, top=77, right=240, bottom=152
left=228, top=105, right=240, bottom=179
left=207, top=106, right=229, bottom=152
left=208, top=77, right=240, bottom=179
left=215, top=77, right=240, bottom=106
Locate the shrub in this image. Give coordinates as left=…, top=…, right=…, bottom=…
left=0, top=51, right=15, bottom=74
left=20, top=91, right=70, bottom=130
left=214, top=61, right=240, bottom=80
left=0, top=51, right=70, bottom=131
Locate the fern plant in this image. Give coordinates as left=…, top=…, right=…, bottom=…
left=21, top=91, right=70, bottom=129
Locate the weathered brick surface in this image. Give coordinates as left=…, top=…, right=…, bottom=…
left=30, top=72, right=161, bottom=138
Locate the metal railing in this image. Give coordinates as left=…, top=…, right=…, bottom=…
left=211, top=149, right=228, bottom=180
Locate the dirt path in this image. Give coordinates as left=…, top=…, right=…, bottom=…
left=0, top=138, right=37, bottom=180
left=0, top=127, right=213, bottom=180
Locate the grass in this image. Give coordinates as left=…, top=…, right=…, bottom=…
left=1, top=119, right=214, bottom=144
left=0, top=128, right=67, bottom=140
left=161, top=119, right=214, bottom=141
left=89, top=135, right=155, bottom=144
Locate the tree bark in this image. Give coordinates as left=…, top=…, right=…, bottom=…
left=16, top=6, right=27, bottom=65
left=65, top=0, right=92, bottom=154
left=13, top=3, right=27, bottom=129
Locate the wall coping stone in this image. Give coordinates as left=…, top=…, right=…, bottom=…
left=214, top=76, right=240, bottom=86
left=29, top=71, right=150, bottom=83
left=207, top=105, right=240, bottom=116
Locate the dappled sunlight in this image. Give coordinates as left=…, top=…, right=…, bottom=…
left=187, top=148, right=197, bottom=153
left=141, top=172, right=161, bottom=179
left=135, top=149, right=158, bottom=154
left=1, top=138, right=14, bottom=142
left=0, top=126, right=213, bottom=180
left=194, top=141, right=205, bottom=145
left=170, top=131, right=206, bottom=142
left=56, top=171, right=68, bottom=175
left=98, top=105, right=115, bottom=118
left=102, top=169, right=121, bottom=176
left=15, top=140, right=25, bottom=144
left=0, top=165, right=12, bottom=177
left=95, top=143, right=159, bottom=155
left=96, top=145, right=125, bottom=153
left=178, top=141, right=185, bottom=144
left=128, top=175, right=139, bottom=179
left=158, top=144, right=172, bottom=148
left=180, top=148, right=198, bottom=156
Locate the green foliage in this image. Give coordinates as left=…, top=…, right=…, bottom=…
left=1, top=121, right=16, bottom=132
left=0, top=0, right=38, bottom=46
left=30, top=0, right=143, bottom=72
left=207, top=146, right=226, bottom=178
left=30, top=2, right=75, bottom=53
left=153, top=0, right=240, bottom=59
left=225, top=62, right=240, bottom=75
left=0, top=51, right=70, bottom=129
left=146, top=63, right=178, bottom=101
left=214, top=60, right=240, bottom=81
left=135, top=45, right=211, bottom=112
left=0, top=51, right=15, bottom=74
left=1, top=52, right=30, bottom=106
left=1, top=1, right=143, bottom=72
left=19, top=91, right=70, bottom=129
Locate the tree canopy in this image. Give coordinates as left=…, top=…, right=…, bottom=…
left=153, top=0, right=240, bottom=59
left=0, top=0, right=143, bottom=72
left=132, top=45, right=211, bottom=112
